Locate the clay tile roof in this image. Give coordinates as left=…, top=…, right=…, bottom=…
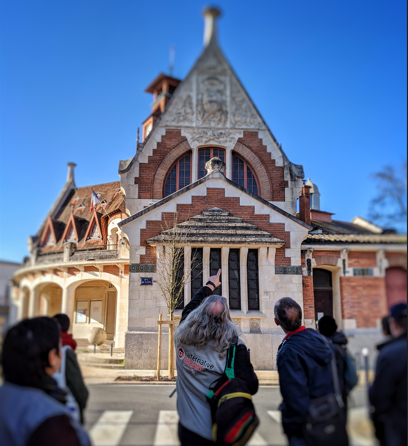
left=304, top=219, right=407, bottom=244
left=147, top=208, right=285, bottom=247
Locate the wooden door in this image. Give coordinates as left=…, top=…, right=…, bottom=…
left=313, top=269, right=333, bottom=321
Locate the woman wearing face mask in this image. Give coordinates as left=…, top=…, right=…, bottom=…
left=0, top=317, right=91, bottom=446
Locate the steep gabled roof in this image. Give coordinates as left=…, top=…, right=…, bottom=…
left=82, top=211, right=103, bottom=242
left=118, top=21, right=303, bottom=178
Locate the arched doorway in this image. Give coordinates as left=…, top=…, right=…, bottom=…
left=386, top=267, right=407, bottom=307
left=37, top=283, right=63, bottom=317
left=313, top=269, right=333, bottom=321
left=73, top=280, right=117, bottom=341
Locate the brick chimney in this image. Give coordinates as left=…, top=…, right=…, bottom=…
left=299, top=184, right=311, bottom=226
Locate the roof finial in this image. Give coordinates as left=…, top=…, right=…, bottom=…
left=67, top=162, right=76, bottom=184
left=202, top=7, right=221, bottom=46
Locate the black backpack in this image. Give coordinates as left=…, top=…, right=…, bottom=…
left=206, top=341, right=259, bottom=446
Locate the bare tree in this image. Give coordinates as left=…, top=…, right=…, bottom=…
left=368, top=160, right=407, bottom=233
left=152, top=215, right=202, bottom=378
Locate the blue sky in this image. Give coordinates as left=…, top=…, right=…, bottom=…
left=0, top=0, right=406, bottom=263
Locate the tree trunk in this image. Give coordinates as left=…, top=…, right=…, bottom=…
left=168, top=312, right=175, bottom=379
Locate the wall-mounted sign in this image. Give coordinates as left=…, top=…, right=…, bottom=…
left=141, top=277, right=153, bottom=286
left=275, top=266, right=302, bottom=275
left=75, top=301, right=88, bottom=324
left=130, top=264, right=157, bottom=273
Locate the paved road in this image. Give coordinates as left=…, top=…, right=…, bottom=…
left=84, top=384, right=375, bottom=446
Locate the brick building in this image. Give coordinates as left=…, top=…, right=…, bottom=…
left=12, top=8, right=406, bottom=368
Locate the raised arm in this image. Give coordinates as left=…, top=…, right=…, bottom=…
left=180, top=269, right=222, bottom=324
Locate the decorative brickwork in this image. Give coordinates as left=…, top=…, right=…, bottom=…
left=153, top=140, right=192, bottom=199
left=54, top=269, right=64, bottom=278
left=124, top=265, right=129, bottom=275
left=348, top=252, right=377, bottom=268
left=134, top=129, right=188, bottom=199
left=236, top=132, right=288, bottom=201
left=103, top=265, right=120, bottom=276
left=233, top=142, right=271, bottom=201
left=340, top=277, right=387, bottom=328
left=140, top=188, right=291, bottom=265
left=68, top=267, right=80, bottom=276
left=313, top=251, right=340, bottom=267
left=84, top=266, right=99, bottom=272
left=386, top=252, right=407, bottom=269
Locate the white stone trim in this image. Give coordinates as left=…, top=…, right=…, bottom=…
left=221, top=247, right=230, bottom=303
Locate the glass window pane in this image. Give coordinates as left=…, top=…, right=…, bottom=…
left=229, top=249, right=241, bottom=310
left=191, top=248, right=203, bottom=299
left=247, top=249, right=259, bottom=310
left=164, top=165, right=177, bottom=197
left=210, top=249, right=222, bottom=296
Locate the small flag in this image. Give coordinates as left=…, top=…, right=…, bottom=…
left=90, top=190, right=100, bottom=213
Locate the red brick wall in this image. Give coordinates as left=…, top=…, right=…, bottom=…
left=348, top=252, right=377, bottom=268
left=85, top=266, right=99, bottom=272
left=135, top=129, right=188, bottom=199
left=140, top=188, right=291, bottom=265
left=54, top=269, right=64, bottom=278
left=103, top=265, right=120, bottom=276
left=302, top=276, right=315, bottom=319
left=386, top=252, right=407, bottom=269
left=340, top=277, right=387, bottom=327
left=236, top=132, right=288, bottom=201
left=124, top=265, right=129, bottom=275
left=68, top=267, right=80, bottom=276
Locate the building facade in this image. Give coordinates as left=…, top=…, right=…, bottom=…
left=12, top=9, right=406, bottom=368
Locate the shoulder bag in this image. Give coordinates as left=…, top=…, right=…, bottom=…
left=303, top=337, right=349, bottom=446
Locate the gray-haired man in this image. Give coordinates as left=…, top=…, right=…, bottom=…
left=175, top=270, right=258, bottom=446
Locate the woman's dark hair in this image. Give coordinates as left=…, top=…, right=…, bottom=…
left=274, top=297, right=302, bottom=332
left=318, top=315, right=338, bottom=337
left=54, top=313, right=70, bottom=332
left=1, top=317, right=60, bottom=389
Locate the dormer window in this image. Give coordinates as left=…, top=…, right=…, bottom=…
left=66, top=226, right=76, bottom=242
left=45, top=230, right=54, bottom=246
left=89, top=222, right=100, bottom=239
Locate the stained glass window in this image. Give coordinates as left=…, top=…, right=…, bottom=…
left=164, top=154, right=191, bottom=197
left=232, top=155, right=258, bottom=195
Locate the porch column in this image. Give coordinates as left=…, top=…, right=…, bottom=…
left=258, top=247, right=268, bottom=313
left=61, top=286, right=76, bottom=329
left=28, top=288, right=39, bottom=318
left=221, top=247, right=230, bottom=304
left=203, top=247, right=211, bottom=282
left=184, top=247, right=192, bottom=305
left=240, top=247, right=249, bottom=313
left=18, top=287, right=27, bottom=320
left=192, top=148, right=198, bottom=182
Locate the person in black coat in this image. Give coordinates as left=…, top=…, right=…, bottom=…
left=369, top=303, right=407, bottom=446
left=318, top=316, right=348, bottom=406
left=274, top=298, right=337, bottom=446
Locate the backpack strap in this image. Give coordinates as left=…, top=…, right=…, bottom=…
left=225, top=344, right=236, bottom=380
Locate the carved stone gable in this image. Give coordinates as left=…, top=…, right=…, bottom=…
left=197, top=75, right=228, bottom=127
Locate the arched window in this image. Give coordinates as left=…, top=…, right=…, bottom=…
left=198, top=148, right=226, bottom=178
left=164, top=154, right=191, bottom=197
left=232, top=154, right=259, bottom=195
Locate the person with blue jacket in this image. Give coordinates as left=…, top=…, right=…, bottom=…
left=274, top=297, right=336, bottom=446
left=0, top=317, right=91, bottom=446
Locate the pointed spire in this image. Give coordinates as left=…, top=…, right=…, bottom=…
left=66, top=162, right=77, bottom=184
left=202, top=7, right=221, bottom=46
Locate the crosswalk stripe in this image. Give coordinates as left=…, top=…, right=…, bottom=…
left=153, top=410, right=268, bottom=446
left=267, top=410, right=282, bottom=424
left=89, top=410, right=133, bottom=446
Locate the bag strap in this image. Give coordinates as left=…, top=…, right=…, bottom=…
left=225, top=345, right=236, bottom=380
left=322, top=336, right=344, bottom=408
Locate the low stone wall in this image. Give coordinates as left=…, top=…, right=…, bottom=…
left=125, top=331, right=285, bottom=370
left=124, top=328, right=384, bottom=371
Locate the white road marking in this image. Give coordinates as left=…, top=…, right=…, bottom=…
left=153, top=411, right=179, bottom=445
left=89, top=410, right=133, bottom=446
left=267, top=410, right=282, bottom=424
left=153, top=410, right=268, bottom=446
